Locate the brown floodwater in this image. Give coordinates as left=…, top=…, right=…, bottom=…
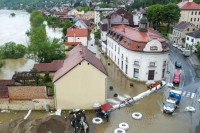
left=0, top=58, right=35, bottom=79
left=92, top=53, right=191, bottom=133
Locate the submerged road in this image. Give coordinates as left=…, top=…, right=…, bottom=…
left=168, top=43, right=200, bottom=133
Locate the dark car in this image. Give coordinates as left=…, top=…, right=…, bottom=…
left=175, top=61, right=182, bottom=68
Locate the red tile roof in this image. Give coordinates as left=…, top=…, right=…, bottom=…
left=0, top=80, right=15, bottom=98
left=53, top=45, right=107, bottom=82
left=109, top=25, right=169, bottom=52
left=178, top=1, right=200, bottom=10
left=34, top=60, right=64, bottom=72
left=65, top=42, right=81, bottom=46
left=67, top=28, right=88, bottom=37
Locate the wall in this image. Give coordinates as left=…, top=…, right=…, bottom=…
left=54, top=60, right=107, bottom=110
left=8, top=86, right=47, bottom=100
left=0, top=98, right=55, bottom=110
left=185, top=35, right=200, bottom=50
left=105, top=36, right=169, bottom=81
left=68, top=36, right=88, bottom=46
left=180, top=10, right=200, bottom=28
left=101, top=31, right=107, bottom=41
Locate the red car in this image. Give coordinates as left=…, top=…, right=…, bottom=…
left=147, top=82, right=160, bottom=89
left=173, top=72, right=181, bottom=84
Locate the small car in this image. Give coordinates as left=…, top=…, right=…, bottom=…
left=173, top=43, right=178, bottom=47
left=173, top=72, right=181, bottom=84
left=181, top=47, right=186, bottom=52
left=175, top=61, right=182, bottom=68
left=177, top=46, right=183, bottom=50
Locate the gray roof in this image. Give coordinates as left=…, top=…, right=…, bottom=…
left=186, top=30, right=200, bottom=38
left=95, top=7, right=115, bottom=11
left=173, top=21, right=191, bottom=31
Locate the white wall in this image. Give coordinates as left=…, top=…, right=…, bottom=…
left=101, top=31, right=107, bottom=41
left=104, top=36, right=169, bottom=81
left=68, top=36, right=88, bottom=46
left=185, top=35, right=200, bottom=50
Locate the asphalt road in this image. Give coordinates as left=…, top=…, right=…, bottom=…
left=167, top=43, right=200, bottom=133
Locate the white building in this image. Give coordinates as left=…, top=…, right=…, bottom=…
left=67, top=28, right=88, bottom=46
left=74, top=20, right=88, bottom=29
left=185, top=30, right=200, bottom=51
left=101, top=13, right=169, bottom=81
left=94, top=7, right=114, bottom=30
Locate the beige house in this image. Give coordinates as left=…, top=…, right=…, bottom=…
left=53, top=45, right=107, bottom=110
left=82, top=11, right=95, bottom=20
left=68, top=9, right=84, bottom=16
left=178, top=0, right=200, bottom=28
left=67, top=28, right=88, bottom=46
left=172, top=21, right=197, bottom=46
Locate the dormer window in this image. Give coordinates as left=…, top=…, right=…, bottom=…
left=128, top=42, right=131, bottom=47
left=124, top=40, right=126, bottom=43
left=137, top=45, right=141, bottom=49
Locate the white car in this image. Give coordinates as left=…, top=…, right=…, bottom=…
left=177, top=46, right=183, bottom=50
left=173, top=43, right=178, bottom=47
left=181, top=48, right=186, bottom=52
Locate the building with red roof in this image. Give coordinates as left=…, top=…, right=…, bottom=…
left=101, top=12, right=169, bottom=81
left=53, top=44, right=107, bottom=109
left=178, top=0, right=200, bottom=28
left=67, top=28, right=88, bottom=46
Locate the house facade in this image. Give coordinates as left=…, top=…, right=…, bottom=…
left=178, top=0, right=200, bottom=28
left=94, top=7, right=114, bottom=30
left=185, top=30, right=200, bottom=51
left=53, top=45, right=107, bottom=109
left=68, top=9, right=84, bottom=16
left=172, top=21, right=197, bottom=46
left=101, top=13, right=169, bottom=81
left=67, top=28, right=88, bottom=46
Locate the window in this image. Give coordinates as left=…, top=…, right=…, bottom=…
left=134, top=61, right=139, bottom=66
left=126, top=57, right=128, bottom=62
left=162, top=69, right=165, bottom=78
left=194, top=18, right=196, bottom=22
left=187, top=37, right=189, bottom=40
left=118, top=47, right=120, bottom=54
left=195, top=12, right=197, bottom=15
left=137, top=45, right=141, bottom=49
left=121, top=54, right=123, bottom=59
left=134, top=68, right=139, bottom=78
left=118, top=58, right=119, bottom=65
left=128, top=42, right=131, bottom=47
left=149, top=62, right=155, bottom=67
left=115, top=45, right=116, bottom=51
left=192, top=11, right=193, bottom=15
left=121, top=61, right=123, bottom=70
left=163, top=61, right=167, bottom=66
left=199, top=11, right=200, bottom=15
left=198, top=18, right=199, bottom=21
left=193, top=28, right=195, bottom=31
left=115, top=56, right=116, bottom=62
left=191, top=39, right=194, bottom=42
left=125, top=64, right=128, bottom=74
left=191, top=18, right=193, bottom=21
left=187, top=28, right=189, bottom=31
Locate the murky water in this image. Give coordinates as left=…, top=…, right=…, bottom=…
left=0, top=10, right=62, bottom=79
left=95, top=54, right=191, bottom=133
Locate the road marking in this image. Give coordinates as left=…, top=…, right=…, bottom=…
left=182, top=91, right=186, bottom=96
left=186, top=92, right=191, bottom=98
left=191, top=93, right=195, bottom=99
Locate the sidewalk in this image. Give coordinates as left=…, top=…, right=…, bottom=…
left=188, top=54, right=200, bottom=69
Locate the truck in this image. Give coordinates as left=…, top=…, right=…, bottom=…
left=163, top=90, right=181, bottom=114
left=182, top=50, right=190, bottom=57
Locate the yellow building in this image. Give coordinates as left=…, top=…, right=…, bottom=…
left=53, top=45, right=107, bottom=110
left=68, top=9, right=84, bottom=16
left=178, top=0, right=200, bottom=28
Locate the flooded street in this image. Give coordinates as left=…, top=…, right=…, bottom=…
left=92, top=54, right=191, bottom=133
left=0, top=10, right=62, bottom=79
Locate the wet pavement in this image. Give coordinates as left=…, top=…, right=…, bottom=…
left=87, top=33, right=100, bottom=58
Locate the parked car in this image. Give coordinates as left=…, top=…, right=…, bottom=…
left=181, top=47, right=186, bottom=52
left=175, top=61, right=182, bottom=68
left=173, top=72, right=181, bottom=84
left=173, top=43, right=178, bottom=47
left=177, top=46, right=183, bottom=50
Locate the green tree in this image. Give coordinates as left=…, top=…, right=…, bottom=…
left=146, top=4, right=164, bottom=30
left=0, top=42, right=27, bottom=59
left=62, top=20, right=73, bottom=36
left=162, top=3, right=181, bottom=32
left=44, top=71, right=51, bottom=83
left=195, top=42, right=200, bottom=57
left=99, top=3, right=113, bottom=8
left=30, top=10, right=45, bottom=29
left=10, top=13, right=16, bottom=17
left=94, top=30, right=101, bottom=39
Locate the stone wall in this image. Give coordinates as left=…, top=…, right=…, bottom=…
left=8, top=86, right=47, bottom=100
left=0, top=98, right=55, bottom=110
